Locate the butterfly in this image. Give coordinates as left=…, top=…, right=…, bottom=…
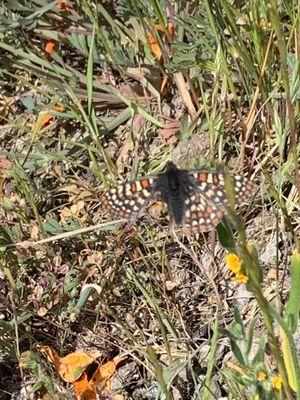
left=101, top=162, right=253, bottom=233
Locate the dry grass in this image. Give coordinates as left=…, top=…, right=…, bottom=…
left=0, top=1, right=299, bottom=399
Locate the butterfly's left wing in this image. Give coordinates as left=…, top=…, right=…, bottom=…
left=102, top=176, right=158, bottom=219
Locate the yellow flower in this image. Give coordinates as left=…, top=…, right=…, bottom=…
left=225, top=253, right=242, bottom=273
left=234, top=272, right=249, bottom=284
left=272, top=375, right=282, bottom=390
left=257, top=371, right=267, bottom=381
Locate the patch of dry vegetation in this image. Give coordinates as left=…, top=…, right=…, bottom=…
left=0, top=1, right=299, bottom=399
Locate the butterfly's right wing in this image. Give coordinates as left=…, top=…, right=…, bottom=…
left=179, top=170, right=253, bottom=233
left=102, top=176, right=158, bottom=219
left=182, top=190, right=224, bottom=233
left=188, top=171, right=253, bottom=209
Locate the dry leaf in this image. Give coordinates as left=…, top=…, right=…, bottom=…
left=0, top=155, right=13, bottom=198
left=74, top=357, right=121, bottom=399
left=33, top=285, right=44, bottom=301
left=38, top=104, right=63, bottom=130
left=116, top=115, right=146, bottom=170
left=19, top=351, right=31, bottom=368
left=42, top=393, right=54, bottom=400
left=40, top=346, right=101, bottom=383
left=157, top=119, right=180, bottom=143
left=41, top=347, right=121, bottom=400
left=37, top=307, right=48, bottom=316
left=165, top=281, right=176, bottom=291
left=0, top=155, right=12, bottom=170
left=174, top=72, right=196, bottom=118
left=30, top=225, right=39, bottom=240
left=90, top=359, right=117, bottom=390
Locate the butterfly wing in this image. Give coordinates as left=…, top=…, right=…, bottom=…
left=102, top=167, right=253, bottom=233
left=102, top=176, right=157, bottom=219
left=182, top=190, right=224, bottom=233
left=179, top=170, right=253, bottom=233
left=188, top=171, right=253, bottom=209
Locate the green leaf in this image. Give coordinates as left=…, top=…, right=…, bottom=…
left=20, top=95, right=35, bottom=110
left=229, top=338, right=246, bottom=365
left=252, top=335, right=266, bottom=365
left=233, top=306, right=245, bottom=336
left=43, top=218, right=64, bottom=235
left=217, top=217, right=236, bottom=253
left=246, top=316, right=258, bottom=357
left=285, top=250, right=300, bottom=333
left=202, top=319, right=219, bottom=400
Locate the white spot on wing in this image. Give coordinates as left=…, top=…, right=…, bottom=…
left=206, top=174, right=213, bottom=184
left=142, top=189, right=151, bottom=197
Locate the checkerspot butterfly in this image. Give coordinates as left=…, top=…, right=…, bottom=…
left=102, top=162, right=253, bottom=233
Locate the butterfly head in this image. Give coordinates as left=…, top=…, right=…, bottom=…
left=165, top=161, right=179, bottom=171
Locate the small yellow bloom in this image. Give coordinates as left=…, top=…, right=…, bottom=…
left=272, top=375, right=282, bottom=390
left=225, top=253, right=242, bottom=273
left=234, top=272, right=249, bottom=284
left=257, top=371, right=267, bottom=381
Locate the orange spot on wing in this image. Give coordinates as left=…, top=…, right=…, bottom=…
left=101, top=196, right=109, bottom=206
left=198, top=172, right=207, bottom=182
left=206, top=205, right=212, bottom=214
left=130, top=182, right=137, bottom=192
left=140, top=179, right=150, bottom=189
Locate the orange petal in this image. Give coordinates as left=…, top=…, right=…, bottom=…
left=150, top=43, right=162, bottom=61
left=167, top=23, right=174, bottom=37
left=147, top=31, right=162, bottom=61
left=90, top=358, right=121, bottom=391
left=56, top=1, right=70, bottom=11
left=73, top=371, right=96, bottom=400
left=40, top=346, right=99, bottom=383
left=154, top=23, right=164, bottom=32
left=45, top=41, right=56, bottom=55
left=39, top=113, right=53, bottom=129
left=54, top=104, right=64, bottom=112
left=225, top=253, right=242, bottom=273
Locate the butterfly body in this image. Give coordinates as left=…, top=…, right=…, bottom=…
left=102, top=162, right=253, bottom=233
left=155, top=163, right=189, bottom=224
